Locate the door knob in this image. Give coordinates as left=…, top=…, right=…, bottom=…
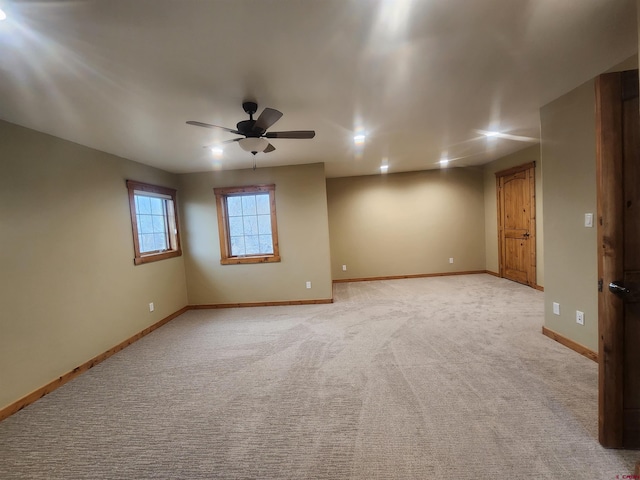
left=609, top=282, right=630, bottom=295
left=523, top=232, right=530, bottom=238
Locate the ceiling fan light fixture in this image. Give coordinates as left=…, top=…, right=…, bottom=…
left=238, top=137, right=269, bottom=153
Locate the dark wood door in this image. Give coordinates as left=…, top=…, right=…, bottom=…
left=596, top=69, right=640, bottom=449
left=497, top=163, right=537, bottom=288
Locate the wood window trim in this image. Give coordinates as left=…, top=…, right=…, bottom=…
left=214, top=184, right=281, bottom=265
left=126, top=180, right=182, bottom=265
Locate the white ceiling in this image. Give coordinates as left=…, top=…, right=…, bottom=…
left=0, top=0, right=637, bottom=177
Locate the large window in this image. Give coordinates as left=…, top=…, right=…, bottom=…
left=214, top=184, right=280, bottom=265
left=126, top=180, right=182, bottom=265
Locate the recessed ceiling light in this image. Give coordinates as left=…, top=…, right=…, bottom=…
left=380, top=165, right=388, bottom=173
left=354, top=134, right=366, bottom=145
left=483, top=131, right=500, bottom=137
left=439, top=159, right=449, bottom=166
left=0, top=8, right=7, bottom=20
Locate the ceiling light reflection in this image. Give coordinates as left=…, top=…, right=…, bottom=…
left=211, top=146, right=223, bottom=158
left=477, top=130, right=539, bottom=142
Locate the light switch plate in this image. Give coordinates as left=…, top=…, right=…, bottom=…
left=585, top=213, right=593, bottom=228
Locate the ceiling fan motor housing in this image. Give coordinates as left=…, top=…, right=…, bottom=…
left=236, top=119, right=260, bottom=136
left=238, top=102, right=263, bottom=136
left=242, top=101, right=258, bottom=115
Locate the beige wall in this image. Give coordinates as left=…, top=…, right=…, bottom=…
left=179, top=163, right=333, bottom=304
left=483, top=145, right=544, bottom=286
left=326, top=168, right=486, bottom=280
left=540, top=80, right=598, bottom=351
left=0, top=120, right=188, bottom=410
left=540, top=55, right=639, bottom=352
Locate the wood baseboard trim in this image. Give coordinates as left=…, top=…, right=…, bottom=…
left=0, top=306, right=190, bottom=423
left=534, top=284, right=544, bottom=292
left=542, top=326, right=598, bottom=363
left=333, top=270, right=488, bottom=284
left=190, top=298, right=333, bottom=309
left=485, top=270, right=501, bottom=277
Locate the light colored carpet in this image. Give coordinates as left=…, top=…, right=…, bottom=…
left=0, top=274, right=637, bottom=479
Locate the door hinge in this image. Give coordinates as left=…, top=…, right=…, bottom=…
left=598, top=279, right=603, bottom=292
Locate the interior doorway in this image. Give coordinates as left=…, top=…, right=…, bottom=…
left=496, top=162, right=537, bottom=288
left=596, top=69, right=640, bottom=449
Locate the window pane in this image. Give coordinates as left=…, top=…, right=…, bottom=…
left=255, top=193, right=270, bottom=215
left=137, top=214, right=154, bottom=234
left=230, top=236, right=245, bottom=256
left=134, top=197, right=171, bottom=253
left=140, top=233, right=155, bottom=253
left=154, top=233, right=167, bottom=251
left=227, top=196, right=243, bottom=217
left=243, top=216, right=258, bottom=235
left=244, top=235, right=260, bottom=255
left=257, top=214, right=271, bottom=235
left=152, top=215, right=166, bottom=233
left=150, top=197, right=164, bottom=215
left=228, top=216, right=244, bottom=236
left=136, top=195, right=151, bottom=214
left=242, top=195, right=257, bottom=216
left=259, top=235, right=273, bottom=254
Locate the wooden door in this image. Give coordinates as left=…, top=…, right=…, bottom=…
left=496, top=163, right=537, bottom=288
left=596, top=69, right=640, bottom=449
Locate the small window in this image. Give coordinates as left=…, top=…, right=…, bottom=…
left=214, top=184, right=280, bottom=265
left=126, top=180, right=182, bottom=265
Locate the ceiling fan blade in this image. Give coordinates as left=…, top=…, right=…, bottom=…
left=263, top=143, right=276, bottom=153
left=265, top=130, right=316, bottom=139
left=202, top=138, right=241, bottom=148
left=186, top=121, right=241, bottom=135
left=253, top=108, right=283, bottom=133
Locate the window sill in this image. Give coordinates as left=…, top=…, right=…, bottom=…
left=220, top=255, right=281, bottom=265
left=134, top=249, right=182, bottom=265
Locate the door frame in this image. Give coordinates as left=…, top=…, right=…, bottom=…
left=496, top=161, right=537, bottom=288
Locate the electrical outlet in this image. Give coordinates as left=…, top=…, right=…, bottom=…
left=149, top=302, right=154, bottom=312
left=306, top=281, right=312, bottom=289
left=576, top=310, right=584, bottom=325
left=342, top=265, right=347, bottom=271
left=449, top=258, right=454, bottom=264
left=553, top=302, right=560, bottom=315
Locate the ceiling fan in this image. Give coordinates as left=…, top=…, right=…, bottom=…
left=187, top=101, right=315, bottom=155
